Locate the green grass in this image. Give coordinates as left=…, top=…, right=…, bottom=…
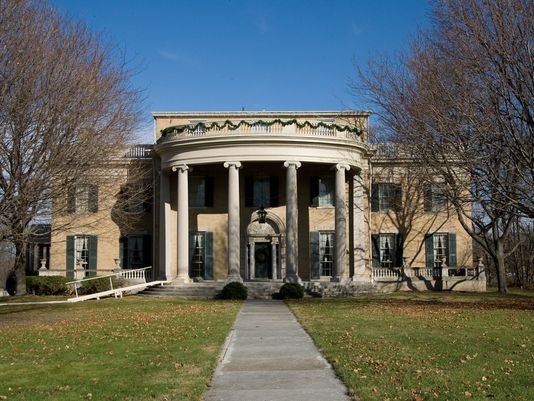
left=0, top=296, right=241, bottom=401
left=289, top=292, right=534, bottom=401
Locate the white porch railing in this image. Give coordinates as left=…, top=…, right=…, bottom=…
left=372, top=267, right=481, bottom=280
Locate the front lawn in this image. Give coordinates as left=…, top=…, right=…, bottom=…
left=289, top=292, right=534, bottom=401
left=0, top=297, right=241, bottom=401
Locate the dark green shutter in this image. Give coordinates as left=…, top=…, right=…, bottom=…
left=188, top=232, right=195, bottom=277
left=310, top=176, right=319, bottom=206
left=371, top=234, right=380, bottom=267
left=89, top=185, right=98, bottom=213
left=205, top=232, right=214, bottom=279
left=424, top=184, right=432, bottom=212
left=448, top=233, right=457, bottom=267
left=205, top=177, right=214, bottom=207
left=88, top=235, right=97, bottom=276
left=395, top=233, right=404, bottom=267
left=371, top=184, right=379, bottom=212
left=66, top=235, right=75, bottom=278
left=143, top=235, right=152, bottom=267
left=245, top=176, right=254, bottom=207
left=310, top=231, right=320, bottom=279
left=269, top=176, right=279, bottom=207
left=67, top=187, right=76, bottom=213
left=425, top=234, right=434, bottom=268
left=119, top=236, right=128, bottom=268
left=394, top=184, right=402, bottom=211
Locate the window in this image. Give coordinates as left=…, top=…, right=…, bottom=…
left=424, top=184, right=447, bottom=212
left=66, top=235, right=97, bottom=277
left=245, top=176, right=279, bottom=207
left=425, top=233, right=457, bottom=268
left=371, top=183, right=402, bottom=212
left=189, top=177, right=214, bottom=207
left=310, top=231, right=335, bottom=279
left=319, top=232, right=335, bottom=276
left=189, top=232, right=213, bottom=279
left=372, top=233, right=403, bottom=268
left=310, top=176, right=334, bottom=206
left=120, top=235, right=151, bottom=269
left=67, top=185, right=98, bottom=213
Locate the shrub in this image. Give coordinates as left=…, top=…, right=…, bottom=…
left=279, top=283, right=304, bottom=299
left=26, top=276, right=70, bottom=295
left=221, top=282, right=248, bottom=300
left=78, top=276, right=124, bottom=295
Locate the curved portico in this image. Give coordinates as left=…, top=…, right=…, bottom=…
left=153, top=111, right=372, bottom=283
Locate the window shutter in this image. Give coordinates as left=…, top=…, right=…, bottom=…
left=310, top=231, right=320, bottom=279
left=88, top=235, right=98, bottom=276
left=205, top=176, right=214, bottom=207
left=395, top=233, right=404, bottom=267
left=448, top=233, right=457, bottom=267
left=188, top=232, right=195, bottom=277
left=119, top=236, right=128, bottom=268
left=66, top=235, right=75, bottom=278
left=89, top=185, right=98, bottom=213
left=371, top=234, right=380, bottom=267
left=371, top=184, right=379, bottom=212
left=143, top=235, right=151, bottom=267
left=424, top=184, right=432, bottom=212
left=425, top=234, right=434, bottom=268
left=394, top=184, right=402, bottom=211
left=67, top=187, right=76, bottom=214
left=245, top=176, right=254, bottom=207
left=310, top=176, right=319, bottom=206
left=269, top=176, right=279, bottom=207
left=205, top=232, right=214, bottom=280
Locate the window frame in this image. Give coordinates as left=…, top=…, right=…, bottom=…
left=318, top=231, right=335, bottom=276
left=372, top=183, right=402, bottom=212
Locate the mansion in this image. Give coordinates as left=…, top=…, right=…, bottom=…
left=48, top=111, right=485, bottom=293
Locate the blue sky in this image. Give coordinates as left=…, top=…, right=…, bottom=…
left=50, top=0, right=431, bottom=141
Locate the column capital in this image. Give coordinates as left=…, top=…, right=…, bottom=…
left=172, top=164, right=189, bottom=173
left=224, top=161, right=242, bottom=169
left=283, top=161, right=301, bottom=169
left=334, top=163, right=351, bottom=172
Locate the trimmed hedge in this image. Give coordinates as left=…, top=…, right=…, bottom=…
left=279, top=283, right=304, bottom=299
left=78, top=277, right=124, bottom=295
left=221, top=282, right=248, bottom=300
left=26, top=276, right=70, bottom=295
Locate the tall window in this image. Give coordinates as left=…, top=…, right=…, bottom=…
left=189, top=177, right=214, bottom=207
left=75, top=236, right=89, bottom=269
left=120, top=235, right=150, bottom=269
left=371, top=183, right=402, bottom=212
left=66, top=235, right=97, bottom=277
left=319, top=232, right=335, bottom=276
left=245, top=176, right=279, bottom=207
left=310, top=176, right=334, bottom=207
left=372, top=233, right=403, bottom=268
left=189, top=231, right=213, bottom=279
left=425, top=233, right=457, bottom=268
left=68, top=185, right=98, bottom=213
left=424, top=184, right=447, bottom=212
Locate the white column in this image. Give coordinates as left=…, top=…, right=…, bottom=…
left=353, top=174, right=368, bottom=282
left=173, top=164, right=190, bottom=283
left=284, top=161, right=301, bottom=283
left=158, top=170, right=172, bottom=280
left=224, top=161, right=243, bottom=283
left=248, top=240, right=255, bottom=279
left=334, top=163, right=350, bottom=283
left=271, top=238, right=278, bottom=280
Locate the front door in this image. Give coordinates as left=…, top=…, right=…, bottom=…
left=254, top=242, right=271, bottom=279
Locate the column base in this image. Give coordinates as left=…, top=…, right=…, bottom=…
left=283, top=274, right=302, bottom=284
left=330, top=276, right=352, bottom=285
left=174, top=275, right=191, bottom=284
left=226, top=274, right=243, bottom=284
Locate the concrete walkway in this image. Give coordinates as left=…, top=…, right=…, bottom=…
left=205, top=299, right=350, bottom=401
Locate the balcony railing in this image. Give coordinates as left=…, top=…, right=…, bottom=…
left=372, top=266, right=482, bottom=280
left=160, top=119, right=362, bottom=141
left=125, top=145, right=152, bottom=159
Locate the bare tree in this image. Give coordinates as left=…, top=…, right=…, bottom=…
left=0, top=0, right=141, bottom=293
left=354, top=0, right=533, bottom=293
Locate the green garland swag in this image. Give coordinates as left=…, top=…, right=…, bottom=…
left=160, top=118, right=361, bottom=137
